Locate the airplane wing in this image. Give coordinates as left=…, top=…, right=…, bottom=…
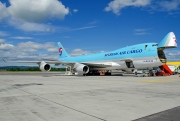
left=42, top=60, right=113, bottom=68
left=17, top=57, right=114, bottom=68
left=2, top=58, right=130, bottom=67
left=2, top=58, right=75, bottom=72
left=2, top=58, right=72, bottom=65
left=2, top=58, right=127, bottom=74
left=2, top=58, right=54, bottom=64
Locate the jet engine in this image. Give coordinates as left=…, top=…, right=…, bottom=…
left=73, top=63, right=89, bottom=74
left=39, top=61, right=51, bottom=72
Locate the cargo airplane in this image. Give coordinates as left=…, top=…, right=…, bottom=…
left=3, top=32, right=178, bottom=76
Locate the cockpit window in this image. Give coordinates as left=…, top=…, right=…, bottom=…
left=144, top=45, right=148, bottom=50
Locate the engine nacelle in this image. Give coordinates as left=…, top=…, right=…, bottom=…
left=39, top=61, right=51, bottom=72
left=73, top=63, right=89, bottom=74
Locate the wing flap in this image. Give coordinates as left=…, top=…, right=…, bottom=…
left=81, top=62, right=112, bottom=68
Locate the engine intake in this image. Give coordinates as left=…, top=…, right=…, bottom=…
left=73, top=63, right=89, bottom=74
left=39, top=61, right=51, bottom=72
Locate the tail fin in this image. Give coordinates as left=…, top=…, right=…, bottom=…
left=158, top=32, right=177, bottom=49
left=57, top=42, right=69, bottom=58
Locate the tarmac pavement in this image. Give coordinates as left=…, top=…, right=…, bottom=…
left=0, top=72, right=180, bottom=121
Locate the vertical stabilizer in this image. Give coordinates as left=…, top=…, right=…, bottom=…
left=57, top=42, right=69, bottom=58
left=158, top=32, right=177, bottom=49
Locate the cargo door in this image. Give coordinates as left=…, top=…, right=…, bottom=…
left=125, top=60, right=135, bottom=68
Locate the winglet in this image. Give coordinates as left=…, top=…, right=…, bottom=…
left=158, top=32, right=177, bottom=49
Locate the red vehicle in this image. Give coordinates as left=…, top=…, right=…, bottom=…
left=155, top=64, right=173, bottom=76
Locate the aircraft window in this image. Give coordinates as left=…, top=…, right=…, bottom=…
left=144, top=45, right=148, bottom=50
left=152, top=44, right=158, bottom=46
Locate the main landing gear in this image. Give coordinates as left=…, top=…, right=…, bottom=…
left=84, top=70, right=112, bottom=76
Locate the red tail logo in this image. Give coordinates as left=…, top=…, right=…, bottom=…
left=59, top=47, right=63, bottom=56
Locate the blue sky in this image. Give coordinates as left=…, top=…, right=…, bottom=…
left=0, top=0, right=180, bottom=66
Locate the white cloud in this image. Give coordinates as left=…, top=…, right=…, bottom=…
left=11, top=36, right=33, bottom=40
left=8, top=18, right=56, bottom=32
left=0, top=41, right=58, bottom=62
left=134, top=28, right=151, bottom=35
left=158, top=0, right=180, bottom=11
left=0, top=39, right=5, bottom=44
left=43, top=42, right=57, bottom=51
left=0, top=39, right=14, bottom=50
left=17, top=41, right=44, bottom=52
left=0, top=31, right=8, bottom=36
left=0, top=41, right=60, bottom=66
left=0, top=2, right=9, bottom=21
left=60, top=26, right=97, bottom=32
left=47, top=48, right=58, bottom=53
left=14, top=41, right=57, bottom=54
left=73, top=9, right=78, bottom=13
left=105, top=0, right=151, bottom=15
left=7, top=0, right=69, bottom=22
left=71, top=26, right=96, bottom=31
left=0, top=43, right=14, bottom=50
left=0, top=0, right=69, bottom=32
left=70, top=49, right=92, bottom=56
left=165, top=50, right=180, bottom=61
left=105, top=0, right=180, bottom=15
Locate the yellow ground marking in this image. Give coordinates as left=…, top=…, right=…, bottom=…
left=166, top=62, right=180, bottom=66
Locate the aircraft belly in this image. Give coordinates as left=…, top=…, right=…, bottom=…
left=133, top=57, right=162, bottom=69
left=91, top=61, right=121, bottom=70
left=87, top=56, right=163, bottom=70
left=92, top=66, right=121, bottom=70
